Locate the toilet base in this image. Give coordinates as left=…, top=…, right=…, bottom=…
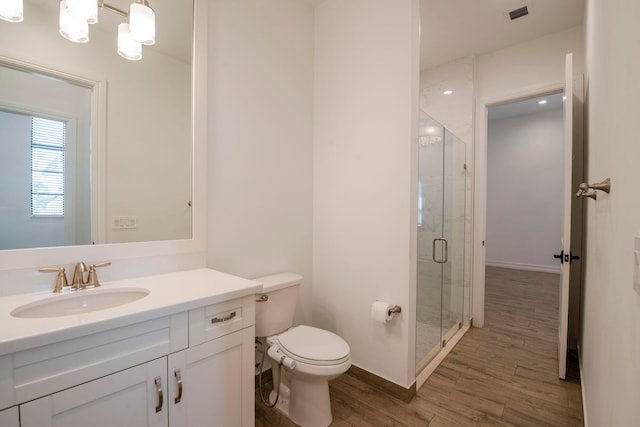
left=270, top=368, right=333, bottom=427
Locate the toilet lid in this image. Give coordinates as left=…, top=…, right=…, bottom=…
left=277, top=325, right=350, bottom=366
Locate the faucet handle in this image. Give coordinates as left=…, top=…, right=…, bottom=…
left=86, top=261, right=112, bottom=288
left=38, top=267, right=69, bottom=293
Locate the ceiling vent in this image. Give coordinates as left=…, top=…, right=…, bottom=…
left=508, top=5, right=529, bottom=21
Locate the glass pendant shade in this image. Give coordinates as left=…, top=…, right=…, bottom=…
left=118, top=22, right=142, bottom=61
left=59, top=0, right=89, bottom=43
left=129, top=1, right=155, bottom=45
left=66, top=0, right=98, bottom=24
left=0, top=0, right=23, bottom=22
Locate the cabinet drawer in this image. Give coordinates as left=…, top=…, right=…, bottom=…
left=189, top=295, right=255, bottom=346
left=11, top=312, right=188, bottom=405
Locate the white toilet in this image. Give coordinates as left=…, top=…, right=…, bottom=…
left=254, top=272, right=351, bottom=427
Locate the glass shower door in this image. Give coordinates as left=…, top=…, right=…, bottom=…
left=416, top=119, right=445, bottom=370
left=416, top=117, right=466, bottom=373
left=440, top=128, right=466, bottom=347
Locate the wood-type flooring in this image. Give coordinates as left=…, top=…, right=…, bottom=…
left=255, top=266, right=584, bottom=426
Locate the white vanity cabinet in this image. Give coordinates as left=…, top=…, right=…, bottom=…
left=1, top=284, right=257, bottom=427
left=0, top=406, right=19, bottom=427
left=19, top=326, right=256, bottom=427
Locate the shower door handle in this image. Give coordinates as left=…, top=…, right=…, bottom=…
left=432, top=238, right=448, bottom=264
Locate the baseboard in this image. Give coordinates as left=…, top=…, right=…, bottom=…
left=255, top=364, right=416, bottom=403
left=346, top=365, right=416, bottom=403
left=486, top=260, right=560, bottom=274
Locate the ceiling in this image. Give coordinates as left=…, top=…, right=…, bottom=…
left=25, top=0, right=584, bottom=70
left=420, top=0, right=585, bottom=70
left=488, top=91, right=564, bottom=121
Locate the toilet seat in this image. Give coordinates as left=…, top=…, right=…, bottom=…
left=277, top=325, right=350, bottom=366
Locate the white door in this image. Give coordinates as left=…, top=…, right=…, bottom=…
left=558, top=53, right=574, bottom=380
left=20, top=358, right=168, bottom=427
left=0, top=406, right=19, bottom=427
left=168, top=327, right=255, bottom=427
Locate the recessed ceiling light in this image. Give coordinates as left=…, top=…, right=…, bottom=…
left=538, top=99, right=548, bottom=105
left=443, top=90, right=453, bottom=95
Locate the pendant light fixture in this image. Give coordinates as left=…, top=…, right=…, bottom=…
left=3, top=0, right=156, bottom=60
left=129, top=0, right=155, bottom=45
left=0, top=0, right=23, bottom=22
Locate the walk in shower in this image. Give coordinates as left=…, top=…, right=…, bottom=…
left=416, top=115, right=467, bottom=372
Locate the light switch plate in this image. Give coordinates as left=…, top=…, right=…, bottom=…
left=112, top=216, right=137, bottom=229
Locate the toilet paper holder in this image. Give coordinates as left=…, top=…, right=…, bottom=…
left=388, top=305, right=402, bottom=315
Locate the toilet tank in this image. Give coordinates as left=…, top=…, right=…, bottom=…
left=253, top=272, right=302, bottom=337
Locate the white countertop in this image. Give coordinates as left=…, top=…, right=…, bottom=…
left=0, top=268, right=262, bottom=356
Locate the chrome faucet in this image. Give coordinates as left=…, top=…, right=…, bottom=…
left=71, top=262, right=88, bottom=290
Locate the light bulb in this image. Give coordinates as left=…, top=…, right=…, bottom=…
left=66, top=0, right=98, bottom=24
left=59, top=0, right=89, bottom=43
left=0, top=0, right=23, bottom=22
left=118, top=22, right=142, bottom=61
left=129, top=0, right=155, bottom=45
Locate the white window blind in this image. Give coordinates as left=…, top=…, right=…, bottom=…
left=31, top=117, right=66, bottom=217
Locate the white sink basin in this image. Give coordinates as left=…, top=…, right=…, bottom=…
left=11, top=288, right=150, bottom=319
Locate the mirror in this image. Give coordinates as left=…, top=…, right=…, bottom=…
left=0, top=0, right=193, bottom=251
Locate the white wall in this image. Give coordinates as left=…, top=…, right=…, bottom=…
left=206, top=0, right=315, bottom=324
left=313, top=0, right=420, bottom=388
left=475, top=26, right=585, bottom=101
left=581, top=0, right=640, bottom=424
left=486, top=109, right=564, bottom=273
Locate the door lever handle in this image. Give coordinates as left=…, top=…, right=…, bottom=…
left=553, top=250, right=580, bottom=264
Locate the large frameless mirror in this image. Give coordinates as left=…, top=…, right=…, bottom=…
left=0, top=0, right=193, bottom=251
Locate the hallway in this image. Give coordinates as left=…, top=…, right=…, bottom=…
left=256, top=266, right=583, bottom=426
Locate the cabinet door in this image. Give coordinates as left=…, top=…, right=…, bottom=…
left=0, top=406, right=19, bottom=427
left=20, top=358, right=168, bottom=427
left=168, top=326, right=255, bottom=427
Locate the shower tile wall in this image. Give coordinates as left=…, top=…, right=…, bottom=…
left=417, top=133, right=444, bottom=326
left=445, top=137, right=466, bottom=324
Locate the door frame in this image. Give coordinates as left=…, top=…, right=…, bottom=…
left=471, top=82, right=565, bottom=327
